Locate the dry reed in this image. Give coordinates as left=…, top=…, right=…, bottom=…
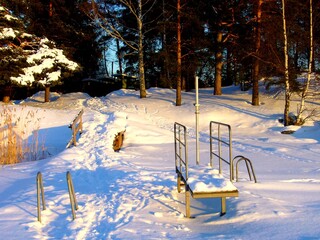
left=0, top=105, right=46, bottom=165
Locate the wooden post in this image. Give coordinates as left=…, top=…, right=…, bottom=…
left=67, top=109, right=84, bottom=148
left=44, top=85, right=50, bottom=102
left=177, top=175, right=181, bottom=193
left=185, top=188, right=191, bottom=218
left=220, top=197, right=226, bottom=216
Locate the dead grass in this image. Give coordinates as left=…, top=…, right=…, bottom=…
left=0, top=106, right=46, bottom=165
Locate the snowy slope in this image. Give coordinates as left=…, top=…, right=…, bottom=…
left=0, top=86, right=319, bottom=239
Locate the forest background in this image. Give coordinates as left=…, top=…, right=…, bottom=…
left=1, top=0, right=320, bottom=121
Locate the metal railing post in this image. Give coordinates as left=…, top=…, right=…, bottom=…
left=209, top=123, right=213, bottom=167
left=36, top=172, right=46, bottom=223
left=218, top=124, right=222, bottom=174
left=66, top=171, right=78, bottom=220
left=228, top=125, right=233, bottom=181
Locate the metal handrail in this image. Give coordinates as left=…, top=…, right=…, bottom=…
left=233, top=155, right=257, bottom=183
left=174, top=122, right=188, bottom=182
left=209, top=121, right=233, bottom=181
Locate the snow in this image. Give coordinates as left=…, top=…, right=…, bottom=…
left=4, top=14, right=18, bottom=21
left=0, top=86, right=320, bottom=239
left=0, top=27, right=16, bottom=39
left=187, top=167, right=238, bottom=192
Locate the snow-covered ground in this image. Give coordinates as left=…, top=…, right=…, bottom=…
left=0, top=85, right=319, bottom=239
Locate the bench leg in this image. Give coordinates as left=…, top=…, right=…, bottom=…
left=185, top=188, right=191, bottom=218
left=220, top=197, right=226, bottom=216
left=177, top=175, right=181, bottom=193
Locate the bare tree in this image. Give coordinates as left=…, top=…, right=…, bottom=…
left=86, top=0, right=157, bottom=98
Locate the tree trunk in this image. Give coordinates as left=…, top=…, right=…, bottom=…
left=2, top=85, right=11, bottom=103
left=226, top=48, right=233, bottom=86
left=296, top=0, right=313, bottom=125
left=45, top=85, right=50, bottom=102
left=252, top=0, right=262, bottom=106
left=138, top=0, right=146, bottom=98
left=3, top=96, right=10, bottom=103
left=161, top=0, right=169, bottom=88
left=176, top=0, right=182, bottom=106
left=282, top=0, right=291, bottom=126
left=116, top=39, right=126, bottom=89
left=214, top=31, right=223, bottom=95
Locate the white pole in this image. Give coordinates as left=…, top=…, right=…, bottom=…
left=195, top=76, right=200, bottom=165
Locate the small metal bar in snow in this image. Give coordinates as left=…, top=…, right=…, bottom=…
left=36, top=171, right=46, bottom=223
left=66, top=171, right=78, bottom=220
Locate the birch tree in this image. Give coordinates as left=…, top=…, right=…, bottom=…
left=282, top=0, right=291, bottom=126
left=137, top=0, right=147, bottom=98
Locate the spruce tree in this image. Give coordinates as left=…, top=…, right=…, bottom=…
left=0, top=6, right=29, bottom=102
left=0, top=5, right=80, bottom=102
left=25, top=0, right=100, bottom=79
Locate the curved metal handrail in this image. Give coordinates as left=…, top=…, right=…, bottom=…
left=232, top=155, right=257, bottom=183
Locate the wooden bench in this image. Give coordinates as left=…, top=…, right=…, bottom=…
left=174, top=122, right=239, bottom=218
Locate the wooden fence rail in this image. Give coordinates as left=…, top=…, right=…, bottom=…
left=66, top=109, right=83, bottom=148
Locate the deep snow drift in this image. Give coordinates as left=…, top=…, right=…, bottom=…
left=0, top=86, right=319, bottom=239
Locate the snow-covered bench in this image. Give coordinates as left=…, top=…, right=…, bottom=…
left=174, top=122, right=239, bottom=218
